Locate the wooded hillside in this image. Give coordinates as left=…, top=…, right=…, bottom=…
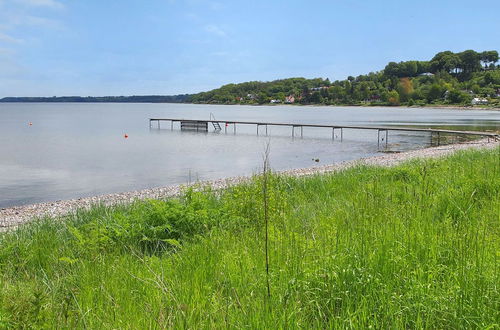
left=190, top=49, right=500, bottom=106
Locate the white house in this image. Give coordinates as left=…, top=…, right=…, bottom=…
left=471, top=97, right=488, bottom=105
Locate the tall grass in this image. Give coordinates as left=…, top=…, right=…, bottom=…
left=0, top=148, right=499, bottom=328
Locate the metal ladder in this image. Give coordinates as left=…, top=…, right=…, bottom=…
left=210, top=113, right=221, bottom=131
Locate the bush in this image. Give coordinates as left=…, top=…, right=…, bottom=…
left=447, top=89, right=472, bottom=104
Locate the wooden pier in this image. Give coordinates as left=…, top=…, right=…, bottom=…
left=149, top=118, right=499, bottom=148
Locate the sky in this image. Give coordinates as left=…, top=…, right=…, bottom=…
left=0, top=0, right=499, bottom=97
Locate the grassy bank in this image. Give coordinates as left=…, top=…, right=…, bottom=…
left=1, top=148, right=499, bottom=328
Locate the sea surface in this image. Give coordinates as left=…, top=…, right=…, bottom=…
left=0, top=103, right=498, bottom=208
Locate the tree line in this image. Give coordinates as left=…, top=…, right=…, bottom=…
left=189, top=49, right=500, bottom=107
left=0, top=95, right=191, bottom=103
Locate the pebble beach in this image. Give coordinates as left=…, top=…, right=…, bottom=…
left=1, top=138, right=498, bottom=231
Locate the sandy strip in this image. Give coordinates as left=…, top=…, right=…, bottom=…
left=1, top=139, right=498, bottom=230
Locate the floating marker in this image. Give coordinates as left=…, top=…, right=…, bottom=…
left=29, top=122, right=32, bottom=126
left=124, top=134, right=128, bottom=139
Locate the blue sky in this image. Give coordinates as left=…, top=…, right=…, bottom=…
left=1, top=0, right=499, bottom=97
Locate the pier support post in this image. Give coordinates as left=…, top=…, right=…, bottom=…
left=266, top=125, right=268, bottom=136
left=377, top=129, right=388, bottom=150
left=234, top=123, right=236, bottom=134
left=332, top=127, right=342, bottom=141
left=301, top=126, right=303, bottom=138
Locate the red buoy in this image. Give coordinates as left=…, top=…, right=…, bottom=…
left=124, top=134, right=128, bottom=139
left=29, top=122, right=32, bottom=126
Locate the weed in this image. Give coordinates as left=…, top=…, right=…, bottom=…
left=0, top=148, right=498, bottom=328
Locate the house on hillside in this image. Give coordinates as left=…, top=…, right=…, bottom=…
left=285, top=95, right=295, bottom=103
left=471, top=97, right=488, bottom=105
left=310, top=87, right=329, bottom=92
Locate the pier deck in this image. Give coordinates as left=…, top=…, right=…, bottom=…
left=149, top=118, right=499, bottom=148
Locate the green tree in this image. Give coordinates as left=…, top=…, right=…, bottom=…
left=427, top=84, right=444, bottom=102
left=257, top=92, right=268, bottom=104
left=272, top=92, right=284, bottom=102
left=471, top=84, right=481, bottom=94
left=400, top=61, right=418, bottom=77
left=417, top=61, right=430, bottom=74
left=387, top=90, right=400, bottom=105
left=481, top=51, right=499, bottom=69
left=328, top=86, right=345, bottom=102
left=430, top=51, right=461, bottom=73
left=384, top=62, right=400, bottom=77
left=484, top=71, right=500, bottom=84
left=458, top=50, right=481, bottom=74
left=309, top=91, right=322, bottom=103
left=447, top=89, right=471, bottom=104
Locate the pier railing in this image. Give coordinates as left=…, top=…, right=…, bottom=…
left=149, top=118, right=499, bottom=149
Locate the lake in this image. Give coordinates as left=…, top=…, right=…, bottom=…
left=0, top=103, right=498, bottom=208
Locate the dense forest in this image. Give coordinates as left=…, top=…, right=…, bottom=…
left=190, top=49, right=500, bottom=107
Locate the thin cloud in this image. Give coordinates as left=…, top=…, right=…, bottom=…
left=24, top=14, right=63, bottom=29
left=0, top=10, right=64, bottom=30
left=0, top=0, right=65, bottom=88
left=210, top=51, right=228, bottom=57
left=0, top=56, right=24, bottom=78
left=209, top=1, right=223, bottom=10
left=14, top=0, right=64, bottom=9
left=0, top=47, right=15, bottom=54
left=204, top=24, right=226, bottom=37
left=0, top=32, right=24, bottom=43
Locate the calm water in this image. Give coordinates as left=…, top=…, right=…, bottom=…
left=0, top=103, right=498, bottom=208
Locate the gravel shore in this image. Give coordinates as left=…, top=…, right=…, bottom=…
left=1, top=138, right=498, bottom=230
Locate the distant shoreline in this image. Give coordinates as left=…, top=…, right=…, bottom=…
left=1, top=99, right=499, bottom=111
